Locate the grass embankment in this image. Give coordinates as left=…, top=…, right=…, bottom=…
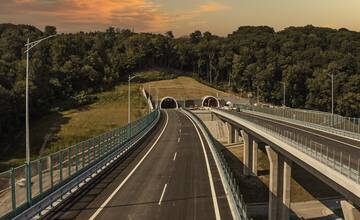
left=143, top=76, right=236, bottom=101
left=0, top=83, right=147, bottom=171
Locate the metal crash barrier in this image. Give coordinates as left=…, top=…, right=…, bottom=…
left=0, top=110, right=160, bottom=219
left=234, top=104, right=360, bottom=140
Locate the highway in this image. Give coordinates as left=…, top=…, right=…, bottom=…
left=223, top=110, right=360, bottom=171
left=43, top=109, right=232, bottom=220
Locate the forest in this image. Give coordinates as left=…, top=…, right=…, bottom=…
left=0, top=23, right=360, bottom=147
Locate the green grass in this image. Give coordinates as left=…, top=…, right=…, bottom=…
left=0, top=83, right=147, bottom=172
left=144, top=76, right=232, bottom=101
left=134, top=69, right=177, bottom=82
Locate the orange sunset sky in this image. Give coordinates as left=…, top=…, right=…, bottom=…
left=1, top=0, right=360, bottom=36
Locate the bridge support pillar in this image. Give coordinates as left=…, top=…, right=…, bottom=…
left=226, top=122, right=235, bottom=144
left=341, top=201, right=360, bottom=220
left=234, top=128, right=240, bottom=143
left=266, top=146, right=292, bottom=220
left=241, top=130, right=254, bottom=176
left=252, top=140, right=260, bottom=176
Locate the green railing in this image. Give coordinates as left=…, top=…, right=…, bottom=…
left=0, top=110, right=159, bottom=219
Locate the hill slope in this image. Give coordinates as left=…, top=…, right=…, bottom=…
left=0, top=83, right=147, bottom=171
left=144, top=76, right=246, bottom=103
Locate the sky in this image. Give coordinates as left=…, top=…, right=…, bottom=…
left=1, top=0, right=360, bottom=36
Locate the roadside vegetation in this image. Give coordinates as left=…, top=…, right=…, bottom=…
left=0, top=82, right=147, bottom=171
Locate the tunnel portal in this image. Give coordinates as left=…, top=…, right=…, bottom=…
left=160, top=97, right=178, bottom=109
left=202, top=96, right=220, bottom=107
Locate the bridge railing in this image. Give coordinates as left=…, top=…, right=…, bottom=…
left=214, top=109, right=360, bottom=185
left=0, top=110, right=159, bottom=219
left=234, top=104, right=360, bottom=140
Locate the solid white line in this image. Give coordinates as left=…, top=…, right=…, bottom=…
left=242, top=112, right=360, bottom=149
left=182, top=112, right=221, bottom=220
left=173, top=152, right=177, bottom=161
left=184, top=110, right=239, bottom=220
left=158, top=183, right=168, bottom=205
left=89, top=111, right=169, bottom=220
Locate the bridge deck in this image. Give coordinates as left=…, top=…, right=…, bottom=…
left=43, top=110, right=232, bottom=220
left=223, top=110, right=360, bottom=176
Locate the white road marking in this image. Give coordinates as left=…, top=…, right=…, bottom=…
left=182, top=112, right=221, bottom=220
left=178, top=137, right=180, bottom=143
left=241, top=112, right=360, bottom=149
left=158, top=183, right=168, bottom=205
left=179, top=129, right=181, bottom=133
left=173, top=152, right=177, bottom=161
left=89, top=111, right=169, bottom=220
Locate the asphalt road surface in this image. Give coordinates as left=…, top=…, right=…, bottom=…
left=44, top=109, right=232, bottom=220
left=223, top=110, right=360, bottom=170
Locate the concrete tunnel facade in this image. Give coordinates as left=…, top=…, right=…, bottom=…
left=202, top=96, right=220, bottom=108
left=159, top=96, right=179, bottom=109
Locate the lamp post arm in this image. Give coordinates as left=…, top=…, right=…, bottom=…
left=24, top=34, right=57, bottom=53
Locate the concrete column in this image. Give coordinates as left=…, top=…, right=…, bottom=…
left=226, top=122, right=234, bottom=144
left=282, top=159, right=292, bottom=220
left=241, top=130, right=253, bottom=176
left=266, top=146, right=279, bottom=220
left=252, top=140, right=259, bottom=176
left=234, top=128, right=240, bottom=143
left=341, top=201, right=360, bottom=220
left=266, top=146, right=292, bottom=220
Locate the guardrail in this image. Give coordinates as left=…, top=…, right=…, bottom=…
left=0, top=110, right=159, bottom=219
left=183, top=109, right=251, bottom=220
left=213, top=109, right=360, bottom=185
left=234, top=104, right=360, bottom=140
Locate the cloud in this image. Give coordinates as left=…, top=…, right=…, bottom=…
left=14, top=0, right=33, bottom=3
left=0, top=0, right=170, bottom=32
left=167, top=2, right=231, bottom=23
left=0, top=0, right=231, bottom=34
left=197, top=2, right=231, bottom=13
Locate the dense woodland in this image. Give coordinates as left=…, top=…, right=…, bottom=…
left=0, top=23, right=360, bottom=147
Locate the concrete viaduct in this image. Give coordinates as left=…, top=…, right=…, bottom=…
left=211, top=108, right=360, bottom=220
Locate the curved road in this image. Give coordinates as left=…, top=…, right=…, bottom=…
left=43, top=110, right=232, bottom=220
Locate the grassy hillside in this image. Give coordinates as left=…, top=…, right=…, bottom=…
left=144, top=76, right=244, bottom=102
left=0, top=83, right=147, bottom=171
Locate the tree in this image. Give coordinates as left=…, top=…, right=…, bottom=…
left=44, top=26, right=57, bottom=36
left=190, top=30, right=202, bottom=44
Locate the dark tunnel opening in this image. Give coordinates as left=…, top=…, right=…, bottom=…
left=203, top=97, right=219, bottom=107
left=160, top=98, right=178, bottom=109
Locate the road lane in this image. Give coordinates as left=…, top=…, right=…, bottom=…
left=44, top=110, right=232, bottom=220
left=223, top=110, right=360, bottom=170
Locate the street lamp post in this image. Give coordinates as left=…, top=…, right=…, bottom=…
left=24, top=34, right=57, bottom=165
left=24, top=34, right=57, bottom=204
left=331, top=73, right=334, bottom=117
left=128, top=75, right=137, bottom=124
left=282, top=82, right=286, bottom=108
left=128, top=74, right=136, bottom=138
left=328, top=72, right=334, bottom=126
left=156, top=88, right=159, bottom=109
